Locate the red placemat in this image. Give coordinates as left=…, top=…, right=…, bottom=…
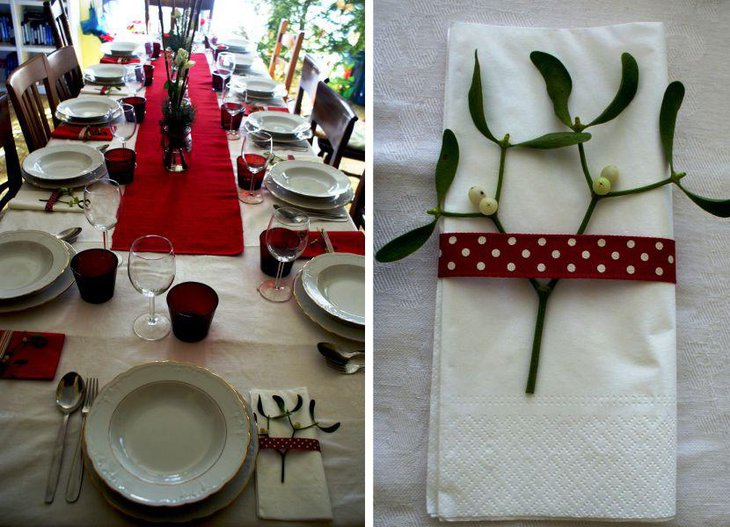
left=0, top=330, right=65, bottom=380
left=51, top=124, right=113, bottom=141
left=112, top=54, right=244, bottom=255
left=301, top=231, right=365, bottom=258
left=100, top=56, right=141, bottom=64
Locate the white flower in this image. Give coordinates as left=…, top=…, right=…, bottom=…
left=174, top=48, right=189, bottom=67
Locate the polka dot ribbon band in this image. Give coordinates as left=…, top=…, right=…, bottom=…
left=258, top=436, right=321, bottom=452
left=438, top=233, right=676, bottom=283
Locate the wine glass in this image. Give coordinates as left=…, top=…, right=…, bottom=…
left=110, top=103, right=137, bottom=149
left=258, top=207, right=309, bottom=302
left=128, top=235, right=176, bottom=341
left=216, top=52, right=235, bottom=89
left=222, top=84, right=244, bottom=140
left=125, top=64, right=145, bottom=95
left=239, top=129, right=272, bottom=204
left=83, top=178, right=121, bottom=250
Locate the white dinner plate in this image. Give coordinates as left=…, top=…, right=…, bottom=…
left=0, top=231, right=71, bottom=301
left=301, top=253, right=365, bottom=327
left=264, top=174, right=354, bottom=211
left=270, top=160, right=352, bottom=199
left=56, top=96, right=121, bottom=122
left=0, top=242, right=75, bottom=312
left=101, top=41, right=142, bottom=57
left=85, top=362, right=250, bottom=507
left=22, top=165, right=106, bottom=190
left=22, top=144, right=105, bottom=182
left=85, top=394, right=257, bottom=523
left=242, top=77, right=279, bottom=96
left=221, top=38, right=253, bottom=53
left=247, top=111, right=310, bottom=137
left=85, top=63, right=126, bottom=83
left=293, top=272, right=365, bottom=342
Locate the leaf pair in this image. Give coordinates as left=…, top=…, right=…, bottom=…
left=469, top=52, right=591, bottom=149
left=530, top=51, right=639, bottom=129
left=659, top=81, right=730, bottom=217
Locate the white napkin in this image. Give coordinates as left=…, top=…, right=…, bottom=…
left=79, top=84, right=136, bottom=97
left=8, top=184, right=84, bottom=213
left=250, top=388, right=333, bottom=521
left=428, top=22, right=675, bottom=521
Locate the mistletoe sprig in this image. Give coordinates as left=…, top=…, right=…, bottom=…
left=39, top=187, right=83, bottom=209
left=257, top=394, right=340, bottom=483
left=376, top=50, right=730, bottom=394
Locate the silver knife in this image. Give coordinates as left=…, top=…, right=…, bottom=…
left=320, top=228, right=335, bottom=253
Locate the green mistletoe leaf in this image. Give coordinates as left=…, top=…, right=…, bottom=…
left=375, top=220, right=438, bottom=262
left=587, top=52, right=639, bottom=127
left=659, top=81, right=685, bottom=173
left=530, top=51, right=573, bottom=128
left=435, top=129, right=459, bottom=206
left=468, top=51, right=499, bottom=144
left=272, top=395, right=286, bottom=413
left=513, top=132, right=591, bottom=150
left=676, top=183, right=730, bottom=217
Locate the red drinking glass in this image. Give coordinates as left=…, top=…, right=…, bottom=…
left=104, top=148, right=136, bottom=185
left=70, top=249, right=118, bottom=304
left=166, top=282, right=219, bottom=342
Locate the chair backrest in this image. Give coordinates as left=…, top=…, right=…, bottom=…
left=349, top=172, right=365, bottom=230
left=47, top=46, right=83, bottom=105
left=43, top=0, right=73, bottom=49
left=6, top=54, right=58, bottom=153
left=145, top=0, right=215, bottom=33
left=294, top=54, right=325, bottom=116
left=309, top=81, right=358, bottom=168
left=268, top=19, right=305, bottom=94
left=0, top=94, right=22, bottom=212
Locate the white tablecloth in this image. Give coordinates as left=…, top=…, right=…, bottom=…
left=0, top=50, right=364, bottom=526
left=374, top=1, right=730, bottom=525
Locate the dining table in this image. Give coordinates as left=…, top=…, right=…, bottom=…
left=0, top=44, right=364, bottom=526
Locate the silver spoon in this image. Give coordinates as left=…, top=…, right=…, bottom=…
left=317, top=342, right=365, bottom=363
left=325, top=358, right=365, bottom=375
left=44, top=372, right=85, bottom=504
left=55, top=227, right=82, bottom=244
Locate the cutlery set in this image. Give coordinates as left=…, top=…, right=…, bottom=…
left=317, top=342, right=365, bottom=375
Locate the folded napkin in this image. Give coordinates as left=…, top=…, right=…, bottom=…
left=250, top=388, right=333, bottom=521
left=245, top=104, right=288, bottom=115
left=80, top=84, right=133, bottom=97
left=100, top=56, right=140, bottom=64
left=302, top=231, right=364, bottom=258
left=51, top=124, right=113, bottom=141
left=8, top=185, right=84, bottom=213
left=428, top=22, right=675, bottom=521
left=0, top=330, right=65, bottom=380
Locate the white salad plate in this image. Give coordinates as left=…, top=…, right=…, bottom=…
left=86, top=394, right=257, bottom=523
left=294, top=273, right=365, bottom=342
left=270, top=160, right=351, bottom=199
left=22, top=167, right=105, bottom=190
left=0, top=231, right=71, bottom=301
left=22, top=144, right=105, bottom=182
left=247, top=111, right=310, bottom=137
left=85, top=362, right=250, bottom=507
left=221, top=38, right=253, bottom=53
left=242, top=77, right=278, bottom=96
left=232, top=53, right=254, bottom=73
left=0, top=243, right=76, bottom=313
left=84, top=63, right=127, bottom=84
left=301, top=253, right=365, bottom=327
left=102, top=41, right=142, bottom=57
left=56, top=95, right=121, bottom=122
left=264, top=174, right=354, bottom=211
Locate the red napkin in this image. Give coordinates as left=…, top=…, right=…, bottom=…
left=0, top=330, right=65, bottom=380
left=245, top=104, right=289, bottom=115
left=100, top=56, right=141, bottom=64
left=301, top=231, right=364, bottom=258
left=51, top=124, right=114, bottom=141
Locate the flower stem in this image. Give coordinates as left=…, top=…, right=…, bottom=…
left=526, top=290, right=550, bottom=394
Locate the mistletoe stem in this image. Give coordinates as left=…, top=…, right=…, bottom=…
left=577, top=195, right=599, bottom=234
left=578, top=142, right=593, bottom=190
left=495, top=142, right=509, bottom=201
left=604, top=176, right=673, bottom=197
left=439, top=211, right=482, bottom=217
left=526, top=289, right=550, bottom=394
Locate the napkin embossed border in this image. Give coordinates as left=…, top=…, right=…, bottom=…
left=377, top=43, right=730, bottom=395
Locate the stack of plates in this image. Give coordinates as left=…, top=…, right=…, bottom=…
left=0, top=231, right=76, bottom=314
left=56, top=95, right=122, bottom=126
left=264, top=160, right=354, bottom=211
left=101, top=41, right=143, bottom=57
left=84, top=362, right=258, bottom=523
left=230, top=77, right=285, bottom=100
left=245, top=111, right=312, bottom=144
left=84, top=63, right=127, bottom=85
left=232, top=53, right=254, bottom=74
left=221, top=38, right=254, bottom=54
left=294, top=253, right=365, bottom=342
left=21, top=144, right=107, bottom=189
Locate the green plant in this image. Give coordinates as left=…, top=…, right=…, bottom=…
left=376, top=50, right=730, bottom=394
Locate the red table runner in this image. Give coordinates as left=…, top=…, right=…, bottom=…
left=112, top=53, right=244, bottom=255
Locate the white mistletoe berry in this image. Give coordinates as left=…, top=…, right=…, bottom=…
left=592, top=176, right=612, bottom=195
left=600, top=165, right=620, bottom=185
left=468, top=186, right=487, bottom=206
left=478, top=196, right=499, bottom=216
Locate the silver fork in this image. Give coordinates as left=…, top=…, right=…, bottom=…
left=65, top=377, right=98, bottom=502
left=325, top=358, right=365, bottom=375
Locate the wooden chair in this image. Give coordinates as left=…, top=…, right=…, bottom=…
left=308, top=81, right=357, bottom=169
left=268, top=19, right=304, bottom=95
left=293, top=54, right=325, bottom=116
left=43, top=0, right=73, bottom=49
left=47, top=46, right=83, bottom=105
left=145, top=0, right=216, bottom=33
left=6, top=54, right=59, bottom=153
left=0, top=94, right=23, bottom=212
left=349, top=172, right=365, bottom=230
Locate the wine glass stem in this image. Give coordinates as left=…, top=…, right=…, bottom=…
left=148, top=294, right=156, bottom=324
left=249, top=169, right=257, bottom=196
left=102, top=230, right=108, bottom=250
left=273, top=261, right=285, bottom=291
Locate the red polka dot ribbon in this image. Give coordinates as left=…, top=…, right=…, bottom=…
left=258, top=436, right=321, bottom=452
left=438, top=233, right=676, bottom=283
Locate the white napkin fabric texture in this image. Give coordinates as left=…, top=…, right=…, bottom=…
left=8, top=185, right=84, bottom=213
left=250, top=387, right=333, bottom=521
left=428, top=22, right=676, bottom=521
